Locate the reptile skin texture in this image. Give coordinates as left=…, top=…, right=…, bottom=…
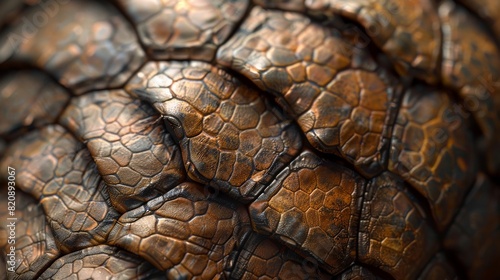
left=0, top=0, right=499, bottom=279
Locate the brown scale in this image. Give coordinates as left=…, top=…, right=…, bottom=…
left=0, top=0, right=145, bottom=94
left=358, top=173, right=440, bottom=280
left=38, top=245, right=163, bottom=279
left=389, top=84, right=478, bottom=230
left=217, top=7, right=402, bottom=177
left=253, top=0, right=442, bottom=83
left=0, top=0, right=498, bottom=278
left=249, top=150, right=365, bottom=275
left=0, top=190, right=60, bottom=280
left=115, top=0, right=249, bottom=60
left=60, top=90, right=186, bottom=213
left=107, top=182, right=251, bottom=279
left=229, top=233, right=330, bottom=279
left=0, top=125, right=120, bottom=253
left=126, top=61, right=302, bottom=201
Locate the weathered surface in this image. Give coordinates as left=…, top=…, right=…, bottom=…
left=0, top=0, right=498, bottom=278
left=0, top=0, right=145, bottom=94
left=0, top=125, right=120, bottom=252
left=254, top=0, right=442, bottom=83
left=126, top=61, right=302, bottom=201
left=218, top=7, right=402, bottom=177
left=60, top=90, right=185, bottom=213
left=108, top=183, right=251, bottom=279
left=38, top=245, right=163, bottom=279
left=359, top=173, right=439, bottom=280
left=0, top=191, right=60, bottom=280
left=229, top=233, right=330, bottom=279
left=116, top=0, right=249, bottom=60
left=389, top=85, right=477, bottom=230
left=249, top=151, right=364, bottom=274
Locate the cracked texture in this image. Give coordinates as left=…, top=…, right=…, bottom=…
left=126, top=61, right=302, bottom=201
left=249, top=150, right=364, bottom=275
left=0, top=125, right=120, bottom=253
left=116, top=0, right=249, bottom=60
left=254, top=0, right=442, bottom=83
left=229, top=233, right=330, bottom=279
left=358, top=173, right=439, bottom=280
left=108, top=182, right=251, bottom=279
left=0, top=190, right=60, bottom=280
left=217, top=7, right=402, bottom=177
left=389, top=84, right=477, bottom=230
left=38, top=245, right=163, bottom=279
left=0, top=0, right=499, bottom=279
left=60, top=89, right=185, bottom=213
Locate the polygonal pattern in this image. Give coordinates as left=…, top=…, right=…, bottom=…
left=126, top=61, right=302, bottom=201
left=217, top=7, right=402, bottom=177
left=358, top=173, right=439, bottom=280
left=249, top=151, right=365, bottom=274
left=107, top=183, right=251, bottom=279
left=60, top=90, right=185, bottom=213
left=0, top=125, right=120, bottom=252
left=389, top=84, right=477, bottom=230
left=116, top=0, right=249, bottom=60
left=0, top=0, right=498, bottom=278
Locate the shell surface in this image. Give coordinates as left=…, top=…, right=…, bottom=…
left=0, top=0, right=499, bottom=279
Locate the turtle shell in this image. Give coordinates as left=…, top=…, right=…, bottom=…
left=0, top=0, right=498, bottom=279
